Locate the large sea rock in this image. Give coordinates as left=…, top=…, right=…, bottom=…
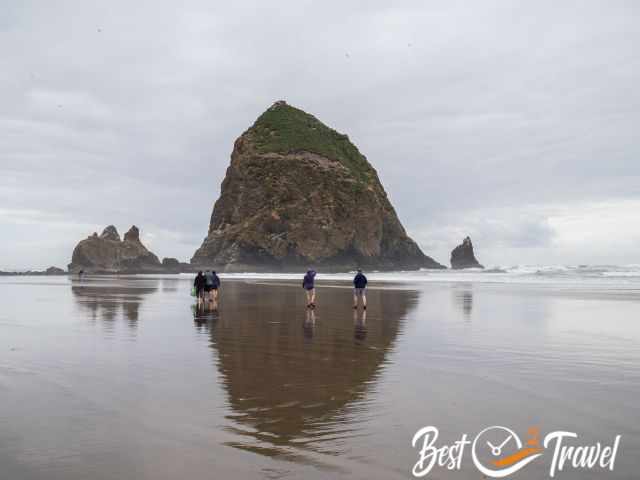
left=68, top=225, right=163, bottom=273
left=191, top=101, right=444, bottom=272
left=450, top=236, right=484, bottom=269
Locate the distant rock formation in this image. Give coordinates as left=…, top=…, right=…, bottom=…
left=162, top=257, right=180, bottom=269
left=45, top=266, right=66, bottom=275
left=0, top=266, right=67, bottom=276
left=191, top=100, right=444, bottom=272
left=68, top=225, right=163, bottom=274
left=450, top=236, right=484, bottom=269
left=161, top=257, right=194, bottom=273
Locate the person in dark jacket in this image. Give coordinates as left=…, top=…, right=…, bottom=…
left=205, top=270, right=221, bottom=305
left=353, top=269, right=368, bottom=309
left=194, top=271, right=206, bottom=304
left=302, top=269, right=317, bottom=308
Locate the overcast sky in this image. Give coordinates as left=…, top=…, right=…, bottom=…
left=1, top=0, right=638, bottom=270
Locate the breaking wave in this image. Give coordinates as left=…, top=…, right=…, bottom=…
left=185, top=264, right=640, bottom=288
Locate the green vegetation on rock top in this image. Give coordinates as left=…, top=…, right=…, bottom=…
left=248, top=101, right=373, bottom=181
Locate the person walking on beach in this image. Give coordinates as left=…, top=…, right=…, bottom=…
left=353, top=269, right=367, bottom=309
left=205, top=270, right=221, bottom=305
left=302, top=269, right=316, bottom=309
left=194, top=271, right=206, bottom=304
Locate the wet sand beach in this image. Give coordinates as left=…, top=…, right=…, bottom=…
left=1, top=275, right=639, bottom=479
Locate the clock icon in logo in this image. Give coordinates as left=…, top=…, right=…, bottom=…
left=487, top=430, right=516, bottom=457
left=472, top=426, right=543, bottom=478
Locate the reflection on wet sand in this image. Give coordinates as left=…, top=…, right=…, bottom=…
left=453, top=284, right=473, bottom=317
left=353, top=309, right=367, bottom=342
left=71, top=277, right=159, bottom=327
left=303, top=308, right=316, bottom=340
left=205, top=282, right=419, bottom=464
left=192, top=301, right=219, bottom=332
left=3, top=276, right=639, bottom=479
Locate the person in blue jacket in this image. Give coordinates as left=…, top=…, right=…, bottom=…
left=205, top=270, right=221, bottom=305
left=302, top=269, right=317, bottom=309
left=353, top=269, right=368, bottom=309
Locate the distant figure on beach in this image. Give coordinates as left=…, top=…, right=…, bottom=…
left=205, top=270, right=221, bottom=305
left=78, top=269, right=84, bottom=280
left=353, top=269, right=367, bottom=309
left=302, top=269, right=316, bottom=308
left=194, top=271, right=206, bottom=304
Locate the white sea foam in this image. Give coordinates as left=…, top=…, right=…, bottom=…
left=64, top=265, right=640, bottom=293
left=204, top=264, right=640, bottom=289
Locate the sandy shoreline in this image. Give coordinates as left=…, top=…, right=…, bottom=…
left=0, top=276, right=638, bottom=479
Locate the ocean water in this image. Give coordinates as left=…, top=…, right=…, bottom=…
left=0, top=270, right=639, bottom=479
left=223, top=263, right=640, bottom=282
left=204, top=264, right=640, bottom=299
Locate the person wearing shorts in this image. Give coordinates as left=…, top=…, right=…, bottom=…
left=204, top=270, right=221, bottom=305
left=353, top=269, right=367, bottom=309
left=302, top=269, right=317, bottom=309
left=194, top=271, right=206, bottom=304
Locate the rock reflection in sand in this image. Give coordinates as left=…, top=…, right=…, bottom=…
left=71, top=277, right=159, bottom=328
left=203, top=282, right=419, bottom=462
left=452, top=284, right=473, bottom=317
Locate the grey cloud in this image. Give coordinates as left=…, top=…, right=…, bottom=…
left=413, top=206, right=556, bottom=267
left=1, top=0, right=638, bottom=269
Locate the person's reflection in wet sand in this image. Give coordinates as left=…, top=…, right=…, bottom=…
left=353, top=308, right=367, bottom=342
left=303, top=308, right=316, bottom=340
left=71, top=277, right=159, bottom=330
left=192, top=301, right=219, bottom=332
left=211, top=295, right=219, bottom=312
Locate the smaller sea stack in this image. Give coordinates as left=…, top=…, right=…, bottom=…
left=450, top=236, right=484, bottom=269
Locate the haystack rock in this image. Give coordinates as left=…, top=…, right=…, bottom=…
left=450, top=236, right=484, bottom=269
left=191, top=101, right=444, bottom=272
left=68, top=225, right=163, bottom=273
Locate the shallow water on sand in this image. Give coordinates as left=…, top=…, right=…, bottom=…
left=1, top=275, right=639, bottom=479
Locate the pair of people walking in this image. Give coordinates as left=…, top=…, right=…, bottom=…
left=194, top=270, right=220, bottom=306
left=302, top=268, right=368, bottom=309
